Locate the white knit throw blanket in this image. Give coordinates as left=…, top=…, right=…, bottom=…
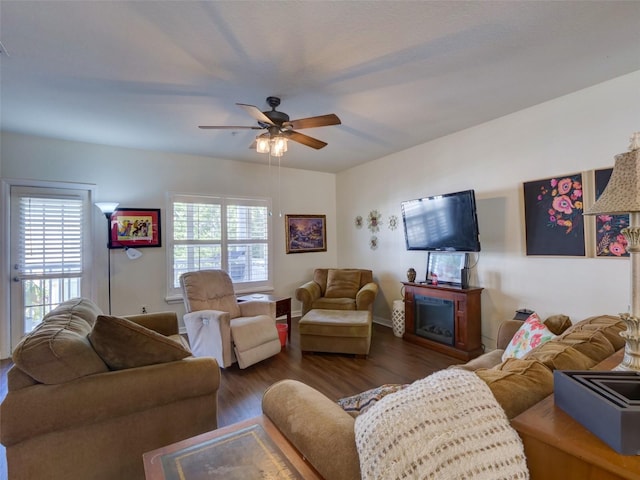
left=354, top=369, right=529, bottom=480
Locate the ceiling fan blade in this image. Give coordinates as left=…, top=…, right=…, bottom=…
left=286, top=131, right=328, bottom=150
left=236, top=103, right=275, bottom=126
left=286, top=114, right=341, bottom=130
left=199, top=125, right=263, bottom=130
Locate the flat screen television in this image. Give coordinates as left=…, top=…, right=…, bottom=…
left=401, top=189, right=481, bottom=252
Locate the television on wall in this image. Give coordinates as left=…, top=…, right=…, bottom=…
left=401, top=189, right=481, bottom=252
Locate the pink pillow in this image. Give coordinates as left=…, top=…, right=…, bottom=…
left=502, top=312, right=556, bottom=361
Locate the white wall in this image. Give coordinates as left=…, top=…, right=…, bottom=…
left=336, top=70, right=640, bottom=348
left=0, top=133, right=336, bottom=357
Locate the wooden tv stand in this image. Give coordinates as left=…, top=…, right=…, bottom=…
left=402, top=282, right=483, bottom=361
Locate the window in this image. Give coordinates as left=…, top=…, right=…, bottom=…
left=168, top=194, right=271, bottom=296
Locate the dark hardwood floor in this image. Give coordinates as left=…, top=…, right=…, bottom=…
left=216, top=319, right=462, bottom=427
left=0, top=319, right=461, bottom=479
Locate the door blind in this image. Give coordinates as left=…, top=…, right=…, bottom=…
left=18, top=196, right=84, bottom=276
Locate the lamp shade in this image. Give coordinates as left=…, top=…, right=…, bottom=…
left=585, top=149, right=640, bottom=215
left=95, top=202, right=119, bottom=215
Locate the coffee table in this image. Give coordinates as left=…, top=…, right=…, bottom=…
left=143, top=415, right=323, bottom=479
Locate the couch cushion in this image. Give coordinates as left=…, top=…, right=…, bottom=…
left=476, top=358, right=554, bottom=419
left=502, top=312, right=556, bottom=361
left=312, top=297, right=356, bottom=311
left=556, top=329, right=615, bottom=363
left=525, top=342, right=596, bottom=371
left=89, top=315, right=191, bottom=370
left=12, top=298, right=109, bottom=384
left=325, top=269, right=362, bottom=299
left=565, top=315, right=626, bottom=350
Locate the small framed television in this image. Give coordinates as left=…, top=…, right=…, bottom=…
left=401, top=189, right=481, bottom=252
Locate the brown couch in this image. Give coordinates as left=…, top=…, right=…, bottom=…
left=262, top=314, right=625, bottom=480
left=0, top=298, right=220, bottom=480
left=295, top=268, right=378, bottom=316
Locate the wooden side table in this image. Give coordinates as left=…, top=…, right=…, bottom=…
left=511, top=350, right=640, bottom=480
left=237, top=294, right=292, bottom=340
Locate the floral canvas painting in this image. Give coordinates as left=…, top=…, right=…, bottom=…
left=594, top=168, right=629, bottom=257
left=523, top=173, right=586, bottom=256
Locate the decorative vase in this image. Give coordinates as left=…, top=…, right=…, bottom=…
left=406, top=268, right=416, bottom=283
left=392, top=300, right=405, bottom=337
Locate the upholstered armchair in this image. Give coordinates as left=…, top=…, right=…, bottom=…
left=180, top=269, right=281, bottom=369
left=295, top=268, right=378, bottom=317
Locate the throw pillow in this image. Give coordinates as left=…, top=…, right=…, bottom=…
left=502, top=312, right=556, bottom=361
left=325, top=269, right=361, bottom=298
left=89, top=315, right=191, bottom=370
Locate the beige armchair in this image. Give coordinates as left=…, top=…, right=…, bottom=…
left=295, top=268, right=378, bottom=316
left=180, top=269, right=281, bottom=369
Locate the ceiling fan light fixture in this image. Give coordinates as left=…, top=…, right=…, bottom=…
left=256, top=136, right=270, bottom=154
left=255, top=135, right=288, bottom=157
left=272, top=136, right=288, bottom=157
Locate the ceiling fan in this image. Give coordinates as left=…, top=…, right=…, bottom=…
left=199, top=96, right=341, bottom=150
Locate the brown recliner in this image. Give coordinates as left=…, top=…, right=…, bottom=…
left=180, top=269, right=281, bottom=369
left=295, top=268, right=378, bottom=317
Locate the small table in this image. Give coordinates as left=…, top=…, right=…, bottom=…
left=237, top=294, right=292, bottom=340
left=143, top=415, right=323, bottom=480
left=511, top=350, right=640, bottom=480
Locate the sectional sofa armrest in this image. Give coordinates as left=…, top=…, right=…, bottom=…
left=238, top=300, right=276, bottom=318
left=262, top=379, right=361, bottom=480
left=496, top=319, right=524, bottom=350
left=183, top=309, right=231, bottom=366
left=295, top=281, right=322, bottom=315
left=124, top=311, right=179, bottom=336
left=356, top=282, right=378, bottom=311
left=0, top=357, right=220, bottom=447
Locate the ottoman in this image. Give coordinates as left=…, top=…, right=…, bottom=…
left=299, top=309, right=372, bottom=357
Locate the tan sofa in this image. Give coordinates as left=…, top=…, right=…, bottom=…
left=0, top=297, right=220, bottom=480
left=262, top=314, right=625, bottom=480
left=295, top=268, right=378, bottom=317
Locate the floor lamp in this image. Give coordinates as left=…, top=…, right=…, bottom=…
left=95, top=202, right=119, bottom=314
left=584, top=133, right=640, bottom=371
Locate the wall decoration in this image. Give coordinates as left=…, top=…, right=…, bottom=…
left=109, top=208, right=161, bottom=249
left=354, top=215, right=363, bottom=229
left=388, top=215, right=398, bottom=230
left=594, top=167, right=630, bottom=257
left=369, top=236, right=378, bottom=250
left=426, top=252, right=467, bottom=286
left=523, top=173, right=586, bottom=256
left=285, top=214, right=327, bottom=254
left=367, top=210, right=382, bottom=233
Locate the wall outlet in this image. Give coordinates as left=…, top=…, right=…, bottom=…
left=141, top=305, right=149, bottom=314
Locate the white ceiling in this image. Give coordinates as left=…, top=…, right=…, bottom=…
left=1, top=1, right=639, bottom=173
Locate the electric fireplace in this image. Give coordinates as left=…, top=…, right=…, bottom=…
left=414, top=294, right=455, bottom=346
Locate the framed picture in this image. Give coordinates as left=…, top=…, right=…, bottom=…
left=108, top=208, right=161, bottom=249
left=426, top=252, right=467, bottom=286
left=593, top=167, right=629, bottom=257
left=523, top=173, right=586, bottom=256
left=285, top=214, right=327, bottom=254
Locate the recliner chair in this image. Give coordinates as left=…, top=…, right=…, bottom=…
left=180, top=269, right=281, bottom=369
